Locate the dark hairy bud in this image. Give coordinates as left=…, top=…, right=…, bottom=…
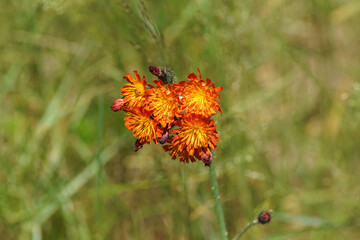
left=258, top=211, right=272, bottom=224
left=149, top=65, right=175, bottom=85
left=201, top=151, right=212, bottom=167
left=149, top=65, right=162, bottom=78
left=134, top=139, right=144, bottom=152
left=158, top=131, right=169, bottom=144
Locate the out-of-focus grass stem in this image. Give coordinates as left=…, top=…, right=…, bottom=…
left=96, top=94, right=104, bottom=224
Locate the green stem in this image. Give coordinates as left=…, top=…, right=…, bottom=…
left=209, top=158, right=228, bottom=240
left=181, top=165, right=192, bottom=239
left=232, top=220, right=258, bottom=240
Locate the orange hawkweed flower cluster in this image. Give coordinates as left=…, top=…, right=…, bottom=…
left=111, top=66, right=222, bottom=166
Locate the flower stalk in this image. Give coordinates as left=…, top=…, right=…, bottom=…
left=232, top=210, right=272, bottom=240
left=209, top=158, right=228, bottom=240
left=232, top=220, right=258, bottom=240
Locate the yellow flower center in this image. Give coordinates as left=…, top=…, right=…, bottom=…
left=134, top=84, right=145, bottom=96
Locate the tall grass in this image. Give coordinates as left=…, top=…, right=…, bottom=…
left=1, top=0, right=360, bottom=239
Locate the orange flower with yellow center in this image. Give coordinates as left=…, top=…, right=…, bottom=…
left=146, top=80, right=180, bottom=127
left=163, top=136, right=198, bottom=163
left=169, top=115, right=219, bottom=156
left=124, top=107, right=163, bottom=144
left=121, top=71, right=151, bottom=108
left=174, top=70, right=223, bottom=118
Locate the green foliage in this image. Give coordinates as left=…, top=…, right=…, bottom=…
left=1, top=0, right=360, bottom=239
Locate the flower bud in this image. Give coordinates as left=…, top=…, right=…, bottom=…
left=111, top=98, right=125, bottom=112
left=149, top=65, right=162, bottom=77
left=149, top=65, right=175, bottom=85
left=134, top=139, right=144, bottom=151
left=258, top=211, right=272, bottom=224
left=200, top=151, right=212, bottom=167
left=158, top=131, right=169, bottom=144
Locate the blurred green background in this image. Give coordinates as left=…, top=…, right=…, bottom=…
left=1, top=0, right=360, bottom=239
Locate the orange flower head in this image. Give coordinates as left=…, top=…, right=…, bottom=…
left=174, top=69, right=223, bottom=118
left=146, top=80, right=180, bottom=127
left=170, top=114, right=219, bottom=156
left=121, top=71, right=151, bottom=108
left=124, top=107, right=163, bottom=144
left=163, top=136, right=197, bottom=163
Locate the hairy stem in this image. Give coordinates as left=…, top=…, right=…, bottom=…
left=209, top=159, right=228, bottom=240
left=232, top=220, right=258, bottom=240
